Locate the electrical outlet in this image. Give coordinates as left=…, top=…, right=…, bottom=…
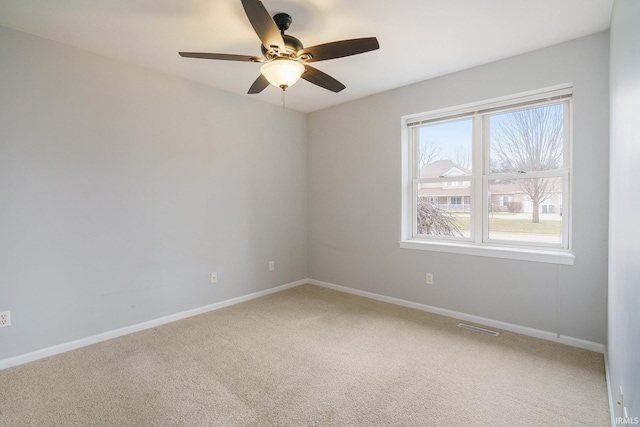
left=618, top=386, right=624, bottom=410
left=210, top=272, right=217, bottom=284
left=426, top=273, right=434, bottom=285
left=0, top=311, right=11, bottom=328
left=269, top=261, right=274, bottom=271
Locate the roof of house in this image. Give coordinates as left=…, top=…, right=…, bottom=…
left=419, top=159, right=471, bottom=179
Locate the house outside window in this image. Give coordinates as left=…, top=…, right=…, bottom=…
left=400, top=86, right=574, bottom=264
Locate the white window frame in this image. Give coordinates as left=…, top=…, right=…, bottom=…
left=399, top=85, right=575, bottom=265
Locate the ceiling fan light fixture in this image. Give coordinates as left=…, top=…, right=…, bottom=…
left=260, top=59, right=305, bottom=89
left=180, top=2, right=379, bottom=95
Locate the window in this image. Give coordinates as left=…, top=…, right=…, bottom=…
left=401, top=86, right=574, bottom=264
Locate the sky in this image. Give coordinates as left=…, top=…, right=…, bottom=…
left=418, top=118, right=472, bottom=169
left=418, top=103, right=564, bottom=172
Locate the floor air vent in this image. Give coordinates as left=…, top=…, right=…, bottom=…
left=457, top=323, right=500, bottom=336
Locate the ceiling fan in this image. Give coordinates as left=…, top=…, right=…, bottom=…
left=179, top=0, right=379, bottom=94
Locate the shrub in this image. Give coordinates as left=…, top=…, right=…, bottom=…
left=417, top=198, right=463, bottom=236
left=507, top=201, right=523, bottom=213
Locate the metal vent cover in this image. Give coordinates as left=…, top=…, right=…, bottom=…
left=457, top=323, right=500, bottom=336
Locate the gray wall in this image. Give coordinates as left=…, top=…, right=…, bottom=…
left=0, top=23, right=614, bottom=363
left=308, top=32, right=609, bottom=344
left=609, top=0, right=640, bottom=419
left=0, top=26, right=308, bottom=360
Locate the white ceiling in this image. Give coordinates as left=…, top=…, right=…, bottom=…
left=0, top=0, right=613, bottom=113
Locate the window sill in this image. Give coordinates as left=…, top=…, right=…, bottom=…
left=398, top=240, right=575, bottom=265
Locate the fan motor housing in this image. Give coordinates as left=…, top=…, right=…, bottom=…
left=259, top=13, right=304, bottom=59
left=261, top=34, right=303, bottom=58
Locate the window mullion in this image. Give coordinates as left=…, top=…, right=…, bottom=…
left=409, top=128, right=418, bottom=238
left=473, top=115, right=484, bottom=244
left=562, top=173, right=569, bottom=249
left=416, top=176, right=471, bottom=184
left=564, top=99, right=572, bottom=250
left=487, top=170, right=567, bottom=180
left=411, top=179, right=417, bottom=237
left=410, top=127, right=419, bottom=179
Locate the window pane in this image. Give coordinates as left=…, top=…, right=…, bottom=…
left=418, top=119, right=472, bottom=178
left=489, top=103, right=564, bottom=174
left=487, top=178, right=563, bottom=244
left=416, top=182, right=471, bottom=238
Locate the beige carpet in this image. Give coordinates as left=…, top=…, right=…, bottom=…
left=0, top=284, right=610, bottom=426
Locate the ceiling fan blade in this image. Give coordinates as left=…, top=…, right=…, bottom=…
left=298, top=37, right=379, bottom=62
left=248, top=74, right=270, bottom=94
left=179, top=52, right=263, bottom=62
left=241, top=0, right=285, bottom=54
left=301, top=65, right=346, bottom=93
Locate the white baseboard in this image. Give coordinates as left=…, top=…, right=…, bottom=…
left=0, top=277, right=606, bottom=372
left=307, top=279, right=606, bottom=354
left=0, top=279, right=306, bottom=371
left=604, top=348, right=616, bottom=427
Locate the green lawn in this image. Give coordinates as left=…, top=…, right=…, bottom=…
left=450, top=213, right=562, bottom=235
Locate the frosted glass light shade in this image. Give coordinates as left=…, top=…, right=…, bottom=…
left=260, top=59, right=305, bottom=89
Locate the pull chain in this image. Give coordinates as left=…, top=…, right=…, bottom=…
left=280, top=85, right=287, bottom=109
